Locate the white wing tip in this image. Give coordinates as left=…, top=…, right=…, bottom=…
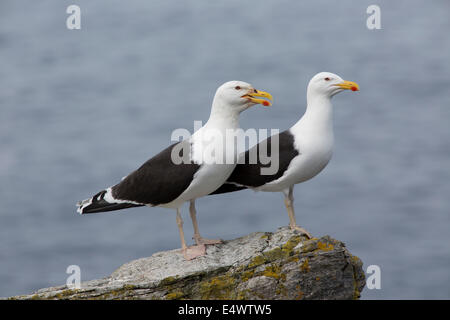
left=76, top=198, right=92, bottom=215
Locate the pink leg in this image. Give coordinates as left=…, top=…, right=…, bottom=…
left=176, top=208, right=207, bottom=260
left=190, top=200, right=223, bottom=246
left=284, top=187, right=312, bottom=239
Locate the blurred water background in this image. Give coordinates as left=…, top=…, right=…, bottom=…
left=1, top=0, right=449, bottom=299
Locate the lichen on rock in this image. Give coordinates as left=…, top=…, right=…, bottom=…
left=6, top=227, right=365, bottom=300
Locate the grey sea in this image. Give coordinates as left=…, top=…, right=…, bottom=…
left=1, top=0, right=449, bottom=299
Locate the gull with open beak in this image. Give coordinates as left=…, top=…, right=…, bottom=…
left=77, top=80, right=272, bottom=260
left=242, top=89, right=273, bottom=107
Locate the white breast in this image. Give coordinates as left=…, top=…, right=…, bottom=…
left=257, top=99, right=335, bottom=192
left=162, top=124, right=238, bottom=208
left=289, top=129, right=334, bottom=183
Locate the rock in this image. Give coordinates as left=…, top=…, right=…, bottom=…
left=7, top=227, right=365, bottom=300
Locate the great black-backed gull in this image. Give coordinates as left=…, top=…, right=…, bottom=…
left=209, top=72, right=359, bottom=238
left=77, top=81, right=272, bottom=259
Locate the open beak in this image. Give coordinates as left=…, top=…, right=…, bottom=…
left=242, top=89, right=273, bottom=107
left=334, top=80, right=360, bottom=92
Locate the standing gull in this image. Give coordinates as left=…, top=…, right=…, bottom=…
left=210, top=72, right=359, bottom=238
left=77, top=81, right=272, bottom=259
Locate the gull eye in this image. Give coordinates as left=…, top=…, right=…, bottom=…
left=235, top=86, right=241, bottom=90
left=324, top=77, right=330, bottom=81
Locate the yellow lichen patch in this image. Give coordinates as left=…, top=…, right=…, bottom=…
left=316, top=242, right=334, bottom=252
left=316, top=277, right=320, bottom=281
left=352, top=272, right=361, bottom=300
left=52, top=289, right=78, bottom=299
left=199, top=275, right=236, bottom=300
left=241, top=270, right=255, bottom=282
left=350, top=254, right=363, bottom=266
left=353, top=288, right=361, bottom=300
left=248, top=255, right=265, bottom=268
left=262, top=247, right=286, bottom=262
left=262, top=265, right=285, bottom=281
left=165, top=291, right=184, bottom=300
left=300, top=258, right=310, bottom=272
left=262, top=236, right=304, bottom=263
left=111, top=285, right=137, bottom=297
left=160, top=276, right=178, bottom=286
left=282, top=235, right=302, bottom=253
left=262, top=270, right=280, bottom=279
left=236, top=289, right=250, bottom=300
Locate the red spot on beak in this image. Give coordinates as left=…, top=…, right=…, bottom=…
left=351, top=86, right=357, bottom=91
left=262, top=101, right=270, bottom=106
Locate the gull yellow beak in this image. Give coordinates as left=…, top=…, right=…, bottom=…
left=243, top=89, right=273, bottom=106
left=335, top=80, right=360, bottom=92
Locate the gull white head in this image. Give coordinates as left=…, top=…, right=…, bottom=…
left=211, top=81, right=273, bottom=115
left=307, top=72, right=359, bottom=102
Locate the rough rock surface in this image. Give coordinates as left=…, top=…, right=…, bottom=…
left=7, top=227, right=365, bottom=300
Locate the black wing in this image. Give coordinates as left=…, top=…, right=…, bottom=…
left=112, top=140, right=200, bottom=205
left=211, top=130, right=299, bottom=195
left=78, top=141, right=201, bottom=214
